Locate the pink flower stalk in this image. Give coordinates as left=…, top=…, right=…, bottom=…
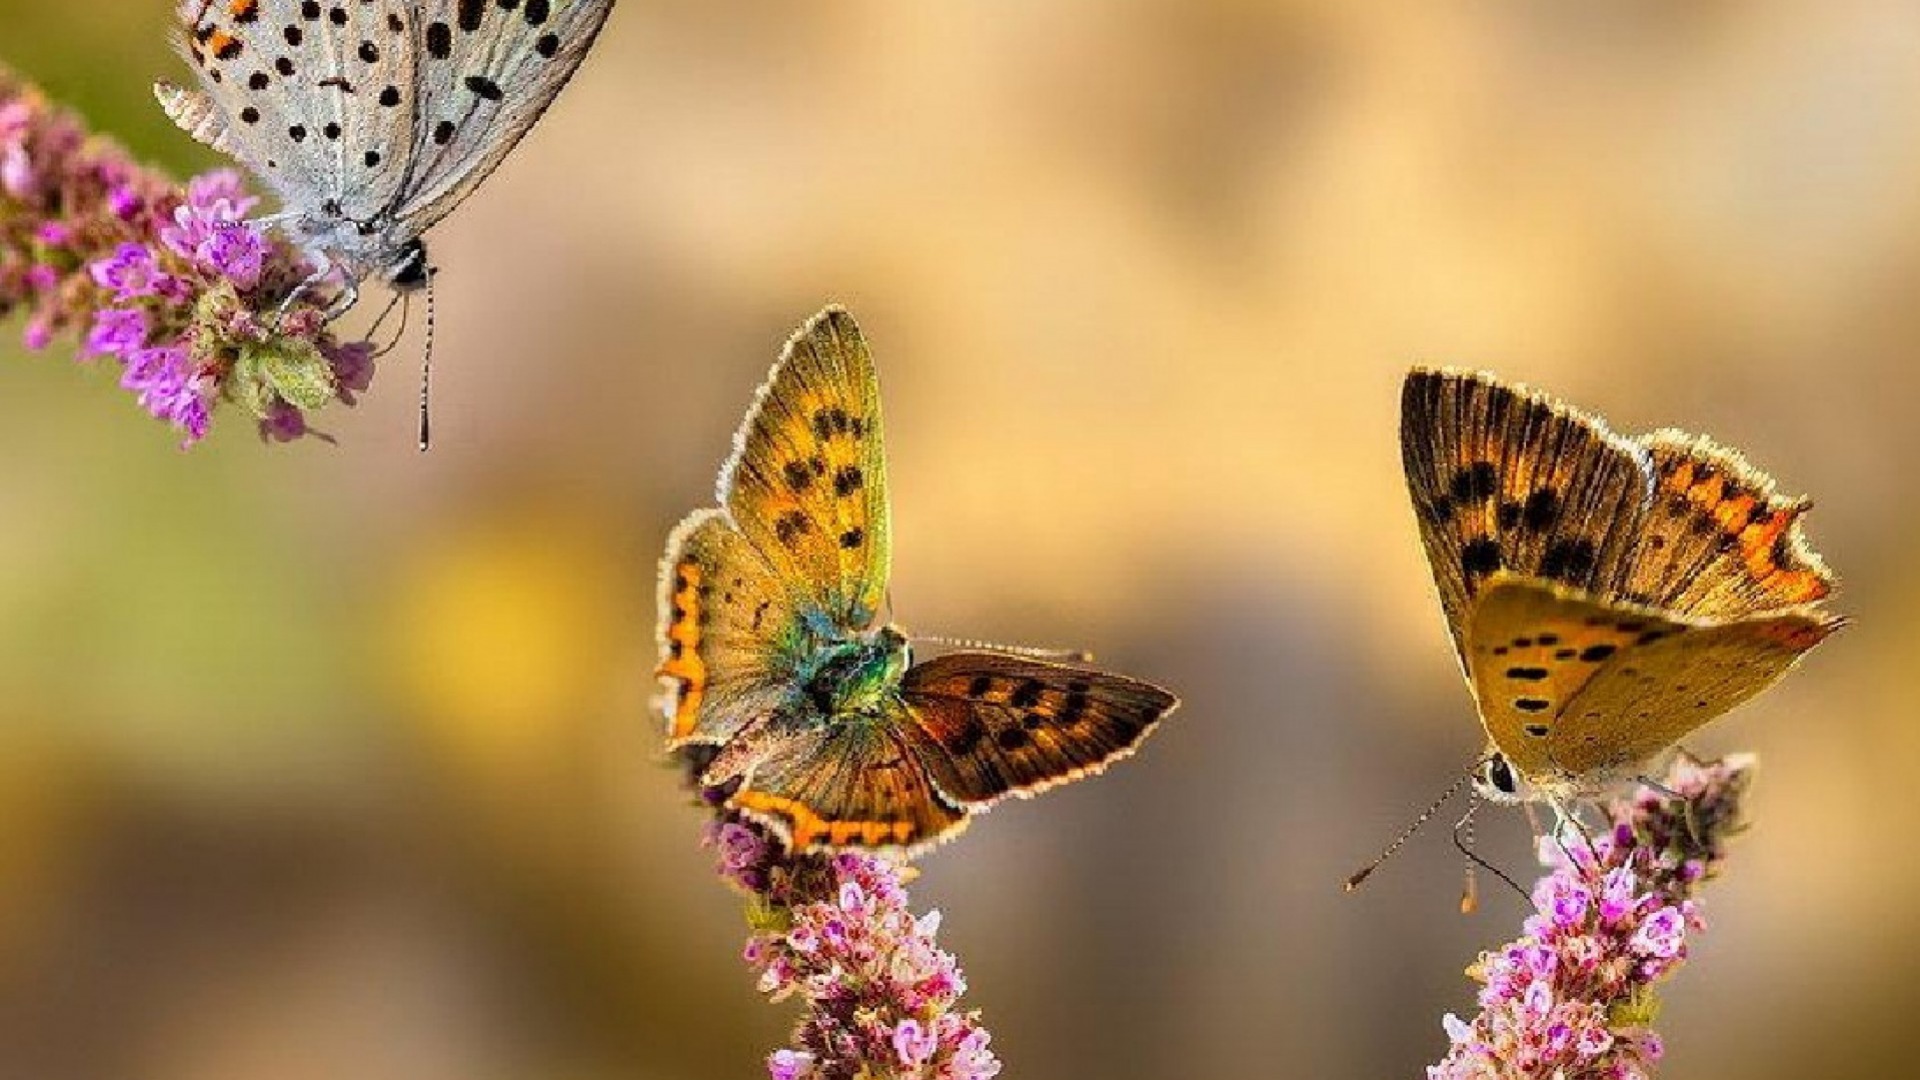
left=706, top=815, right=1002, bottom=1080
left=1430, top=752, right=1756, bottom=1080
left=0, top=66, right=373, bottom=446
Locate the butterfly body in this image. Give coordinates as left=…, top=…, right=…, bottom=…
left=658, top=308, right=1178, bottom=854
left=156, top=0, right=615, bottom=303
left=1401, top=369, right=1841, bottom=805
left=793, top=624, right=911, bottom=720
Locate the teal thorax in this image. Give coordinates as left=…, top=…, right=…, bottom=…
left=800, top=624, right=911, bottom=720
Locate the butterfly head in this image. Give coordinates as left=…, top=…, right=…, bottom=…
left=801, top=623, right=912, bottom=719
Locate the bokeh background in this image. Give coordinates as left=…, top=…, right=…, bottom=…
left=4, top=1, right=1919, bottom=1077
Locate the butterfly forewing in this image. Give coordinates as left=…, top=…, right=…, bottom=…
left=161, top=0, right=418, bottom=221
left=704, top=713, right=967, bottom=853
left=656, top=509, right=796, bottom=748
left=721, top=308, right=891, bottom=633
left=390, top=0, right=616, bottom=232
left=1400, top=369, right=1656, bottom=669
left=900, top=652, right=1178, bottom=806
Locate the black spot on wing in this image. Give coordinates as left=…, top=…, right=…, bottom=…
left=1449, top=462, right=1500, bottom=505
left=1539, top=538, right=1597, bottom=584
left=782, top=460, right=815, bottom=493
left=773, top=510, right=814, bottom=549
left=1522, top=489, right=1560, bottom=531
left=1460, top=537, right=1503, bottom=582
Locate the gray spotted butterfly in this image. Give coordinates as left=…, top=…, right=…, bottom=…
left=155, top=0, right=615, bottom=307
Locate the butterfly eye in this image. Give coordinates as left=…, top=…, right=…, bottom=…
left=1480, top=754, right=1518, bottom=796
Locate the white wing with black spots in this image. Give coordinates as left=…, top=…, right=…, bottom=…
left=389, top=0, right=616, bottom=234
left=157, top=0, right=420, bottom=223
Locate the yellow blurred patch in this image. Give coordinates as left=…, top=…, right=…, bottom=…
left=380, top=509, right=637, bottom=792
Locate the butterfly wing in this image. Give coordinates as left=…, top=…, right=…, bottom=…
left=1617, top=431, right=1834, bottom=619
left=1400, top=369, right=1657, bottom=671
left=1466, top=574, right=1839, bottom=784
left=719, top=307, right=891, bottom=633
left=898, top=652, right=1178, bottom=807
left=157, top=0, right=419, bottom=221
left=703, top=711, right=967, bottom=853
left=384, top=0, right=615, bottom=234
left=656, top=509, right=799, bottom=748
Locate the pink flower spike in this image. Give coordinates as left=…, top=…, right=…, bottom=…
left=707, top=812, right=1000, bottom=1079
left=1428, top=753, right=1755, bottom=1080
left=3, top=68, right=377, bottom=444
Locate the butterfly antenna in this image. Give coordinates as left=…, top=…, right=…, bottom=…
left=912, top=635, right=1093, bottom=663
left=1343, top=770, right=1472, bottom=892
left=417, top=266, right=438, bottom=453
left=1452, top=799, right=1526, bottom=905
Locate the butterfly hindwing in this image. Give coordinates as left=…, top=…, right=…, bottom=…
left=656, top=509, right=796, bottom=747
left=900, top=652, right=1178, bottom=806
left=1618, top=431, right=1834, bottom=620
left=1400, top=369, right=1655, bottom=668
left=704, top=711, right=967, bottom=853
left=721, top=308, right=891, bottom=633
left=389, top=0, right=617, bottom=233
left=159, top=0, right=418, bottom=221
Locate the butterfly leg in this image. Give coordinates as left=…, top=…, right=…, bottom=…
left=321, top=277, right=361, bottom=322
left=270, top=247, right=358, bottom=323
left=1541, top=797, right=1601, bottom=872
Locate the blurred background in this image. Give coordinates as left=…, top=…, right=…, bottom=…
left=4, top=1, right=1919, bottom=1077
